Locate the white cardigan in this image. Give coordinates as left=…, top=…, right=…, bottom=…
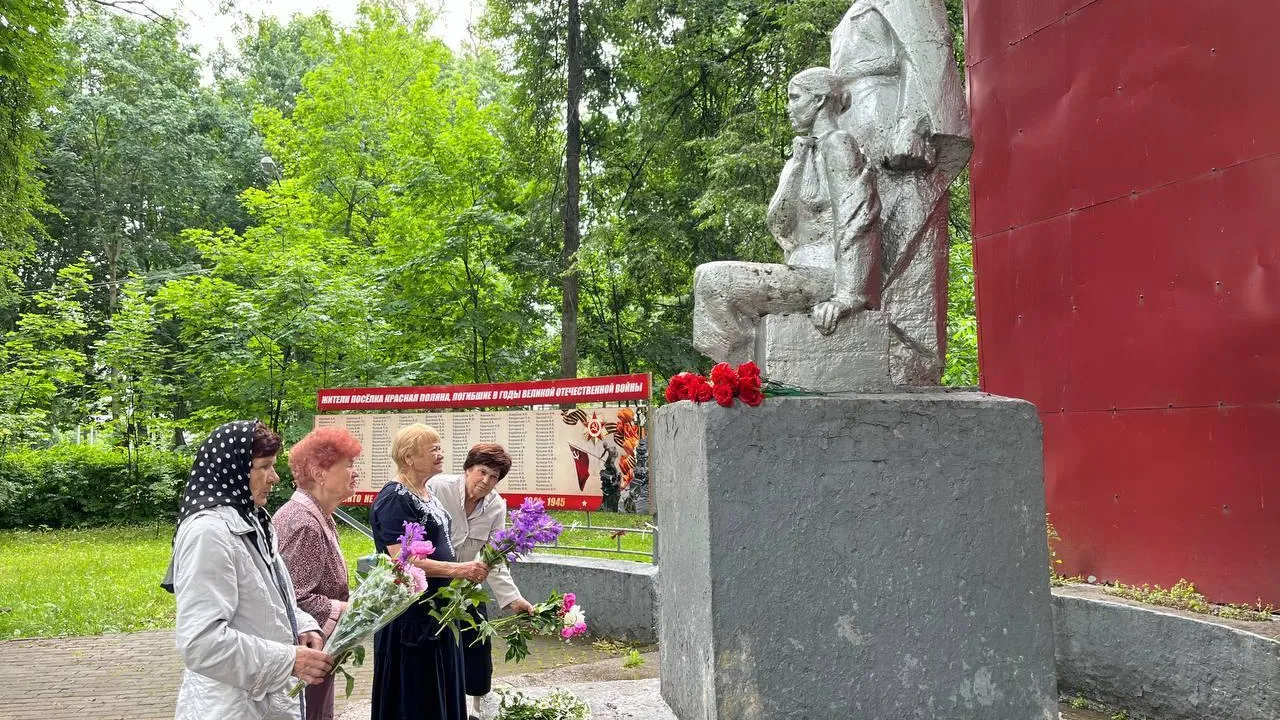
left=428, top=474, right=525, bottom=609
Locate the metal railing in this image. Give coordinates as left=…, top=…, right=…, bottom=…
left=337, top=506, right=658, bottom=563
left=535, top=511, right=657, bottom=563
left=334, top=507, right=373, bottom=539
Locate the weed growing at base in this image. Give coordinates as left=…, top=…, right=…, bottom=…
left=1103, top=578, right=1274, bottom=622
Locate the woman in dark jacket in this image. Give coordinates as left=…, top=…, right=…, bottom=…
left=368, top=423, right=489, bottom=720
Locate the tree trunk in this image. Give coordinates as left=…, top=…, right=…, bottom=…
left=560, top=0, right=582, bottom=380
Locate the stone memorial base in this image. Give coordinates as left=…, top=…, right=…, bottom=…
left=754, top=312, right=892, bottom=393
left=653, top=393, right=1058, bottom=720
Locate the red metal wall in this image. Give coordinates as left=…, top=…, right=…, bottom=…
left=965, top=0, right=1280, bottom=604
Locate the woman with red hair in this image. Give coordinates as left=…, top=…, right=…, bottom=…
left=273, top=427, right=363, bottom=720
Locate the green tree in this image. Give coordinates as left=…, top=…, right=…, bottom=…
left=943, top=170, right=977, bottom=386
left=481, top=0, right=632, bottom=376
left=33, top=11, right=261, bottom=315
left=213, top=12, right=336, bottom=119
left=94, top=278, right=172, bottom=447
left=155, top=6, right=552, bottom=435
left=483, top=0, right=849, bottom=377
left=0, top=0, right=65, bottom=323
left=942, top=0, right=976, bottom=386
left=561, top=0, right=582, bottom=379
left=0, top=262, right=91, bottom=449
left=155, top=186, right=379, bottom=436
left=252, top=5, right=553, bottom=386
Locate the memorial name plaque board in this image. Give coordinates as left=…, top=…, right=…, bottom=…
left=316, top=406, right=647, bottom=511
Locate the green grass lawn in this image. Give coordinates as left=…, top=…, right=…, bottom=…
left=535, top=510, right=655, bottom=562
left=0, top=524, right=178, bottom=639
left=0, top=511, right=653, bottom=640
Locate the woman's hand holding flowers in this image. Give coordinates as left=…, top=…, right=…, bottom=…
left=292, top=645, right=334, bottom=685
left=507, top=598, right=535, bottom=615
left=454, top=560, right=490, bottom=584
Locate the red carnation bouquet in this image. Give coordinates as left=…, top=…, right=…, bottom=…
left=664, top=361, right=804, bottom=408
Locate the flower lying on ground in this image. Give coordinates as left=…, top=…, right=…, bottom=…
left=495, top=688, right=589, bottom=720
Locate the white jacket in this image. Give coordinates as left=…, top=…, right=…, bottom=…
left=172, top=505, right=320, bottom=720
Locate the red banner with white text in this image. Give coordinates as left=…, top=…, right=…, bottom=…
left=316, top=374, right=650, bottom=411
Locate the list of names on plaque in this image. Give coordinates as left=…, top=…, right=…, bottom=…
left=503, top=411, right=534, bottom=493
left=341, top=416, right=373, bottom=483
left=398, top=413, right=428, bottom=427
left=477, top=413, right=499, bottom=445
left=448, top=412, right=475, bottom=474
left=532, top=413, right=556, bottom=492
left=368, top=415, right=395, bottom=491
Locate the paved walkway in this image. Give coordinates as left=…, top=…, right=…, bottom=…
left=0, top=630, right=185, bottom=720
left=0, top=630, right=638, bottom=720
left=0, top=630, right=1114, bottom=720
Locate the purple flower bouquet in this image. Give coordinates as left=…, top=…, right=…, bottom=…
left=483, top=497, right=564, bottom=565
left=428, top=499, right=585, bottom=660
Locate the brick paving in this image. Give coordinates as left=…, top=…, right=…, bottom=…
left=0, top=630, right=1121, bottom=720
left=0, top=631, right=632, bottom=720
left=0, top=630, right=376, bottom=720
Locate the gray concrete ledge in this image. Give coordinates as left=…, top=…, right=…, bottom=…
left=490, top=554, right=1280, bottom=720
left=1053, top=587, right=1280, bottom=720
left=506, top=554, right=658, bottom=643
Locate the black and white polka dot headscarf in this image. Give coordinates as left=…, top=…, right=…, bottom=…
left=175, top=419, right=273, bottom=546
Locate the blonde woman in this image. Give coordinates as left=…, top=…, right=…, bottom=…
left=368, top=424, right=489, bottom=720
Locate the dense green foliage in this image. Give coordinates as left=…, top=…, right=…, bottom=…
left=0, top=443, right=190, bottom=526
left=0, top=0, right=64, bottom=322
left=1, top=0, right=978, bottom=461
left=0, top=442, right=307, bottom=527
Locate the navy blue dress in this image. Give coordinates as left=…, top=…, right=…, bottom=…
left=370, top=482, right=466, bottom=720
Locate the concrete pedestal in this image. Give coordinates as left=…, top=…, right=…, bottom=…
left=754, top=312, right=892, bottom=393
left=653, top=393, right=1058, bottom=720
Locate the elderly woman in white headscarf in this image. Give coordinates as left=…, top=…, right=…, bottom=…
left=163, top=420, right=334, bottom=720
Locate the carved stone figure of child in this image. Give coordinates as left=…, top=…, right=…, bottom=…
left=693, top=67, right=883, bottom=365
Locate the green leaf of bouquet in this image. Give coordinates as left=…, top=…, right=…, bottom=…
left=338, top=666, right=356, bottom=699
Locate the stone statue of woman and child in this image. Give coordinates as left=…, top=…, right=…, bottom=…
left=665, top=8, right=1059, bottom=720
left=692, top=0, right=971, bottom=390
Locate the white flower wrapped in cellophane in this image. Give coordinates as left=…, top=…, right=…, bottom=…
left=290, top=522, right=432, bottom=698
